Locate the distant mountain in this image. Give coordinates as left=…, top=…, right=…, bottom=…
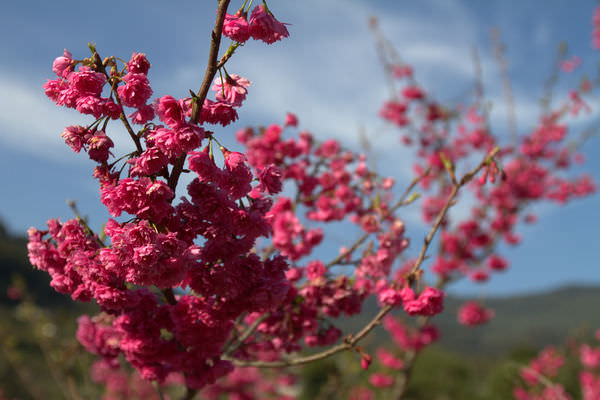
left=341, top=285, right=600, bottom=356
left=437, top=286, right=600, bottom=355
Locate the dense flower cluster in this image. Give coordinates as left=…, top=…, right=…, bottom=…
left=222, top=4, right=289, bottom=44
left=512, top=331, right=600, bottom=400
left=26, top=1, right=599, bottom=398
left=31, top=2, right=296, bottom=389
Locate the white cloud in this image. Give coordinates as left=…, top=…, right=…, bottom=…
left=0, top=74, right=80, bottom=160
left=0, top=73, right=149, bottom=164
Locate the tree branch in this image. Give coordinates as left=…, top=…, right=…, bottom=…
left=168, top=0, right=231, bottom=192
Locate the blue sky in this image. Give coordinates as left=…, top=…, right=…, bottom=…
left=0, top=0, right=599, bottom=297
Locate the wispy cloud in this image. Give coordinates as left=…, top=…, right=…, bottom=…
left=0, top=72, right=147, bottom=164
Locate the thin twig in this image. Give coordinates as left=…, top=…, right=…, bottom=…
left=91, top=50, right=143, bottom=155
left=169, top=0, right=231, bottom=193
left=491, top=28, right=518, bottom=143
left=540, top=42, right=567, bottom=114
left=67, top=199, right=105, bottom=247
left=224, top=312, right=271, bottom=357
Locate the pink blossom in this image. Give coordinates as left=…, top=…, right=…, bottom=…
left=369, top=373, right=394, bottom=388
left=457, top=301, right=494, bottom=326
left=130, top=147, right=168, bottom=176
left=103, top=100, right=123, bottom=119
left=222, top=151, right=253, bottom=199
left=61, top=125, right=89, bottom=153
left=69, top=68, right=106, bottom=97
left=487, top=254, right=509, bottom=271
left=87, top=132, right=114, bottom=163
left=401, top=85, right=425, bottom=100
left=378, top=288, right=403, bottom=306
left=284, top=112, right=298, bottom=127
left=117, top=73, right=153, bottom=109
left=285, top=267, right=303, bottom=282
left=316, top=139, right=340, bottom=158
left=212, top=74, right=250, bottom=107
left=379, top=100, right=409, bottom=127
left=76, top=95, right=105, bottom=118
left=175, top=124, right=204, bottom=153
left=349, top=388, right=374, bottom=400
left=249, top=5, right=290, bottom=44
left=200, top=99, right=239, bottom=126
left=469, top=269, right=489, bottom=282
left=377, top=348, right=404, bottom=369
left=306, top=260, right=325, bottom=281
left=150, top=127, right=181, bottom=157
left=76, top=315, right=121, bottom=360
left=154, top=95, right=185, bottom=127
left=393, top=64, right=413, bottom=78
left=581, top=344, right=600, bottom=368
left=594, top=6, right=600, bottom=49
left=127, top=52, right=150, bottom=75
left=52, top=49, right=73, bottom=78
left=403, top=287, right=445, bottom=316
left=256, top=164, right=283, bottom=194
left=361, top=354, right=372, bottom=370
left=128, top=104, right=155, bottom=125
left=188, top=149, right=222, bottom=183
left=223, top=11, right=251, bottom=43
left=43, top=78, right=68, bottom=104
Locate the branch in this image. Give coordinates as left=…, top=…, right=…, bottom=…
left=67, top=200, right=105, bottom=247
left=168, top=0, right=231, bottom=192
left=540, top=42, right=567, bottom=115
left=490, top=28, right=518, bottom=144
left=91, top=50, right=143, bottom=155
left=224, top=312, right=271, bottom=357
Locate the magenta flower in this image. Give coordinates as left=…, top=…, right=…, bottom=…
left=117, top=73, right=152, bottom=109
left=200, top=99, right=239, bottom=126
left=127, top=52, right=151, bottom=75
left=52, top=49, right=73, bottom=78
left=284, top=112, right=298, bottom=127
left=153, top=95, right=185, bottom=127
left=212, top=74, right=250, bottom=107
left=403, top=287, right=445, bottom=316
left=223, top=11, right=251, bottom=43
left=457, top=301, right=494, bottom=326
left=369, top=373, right=394, bottom=388
left=306, top=260, right=325, bottom=281
left=256, top=164, right=283, bottom=194
left=69, top=68, right=106, bottom=97
left=249, top=5, right=289, bottom=44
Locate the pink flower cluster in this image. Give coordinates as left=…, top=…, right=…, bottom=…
left=32, top=37, right=293, bottom=389
left=383, top=315, right=439, bottom=352
left=223, top=5, right=289, bottom=44
left=457, top=301, right=494, bottom=326
left=381, top=59, right=596, bottom=311
left=514, top=346, right=572, bottom=400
